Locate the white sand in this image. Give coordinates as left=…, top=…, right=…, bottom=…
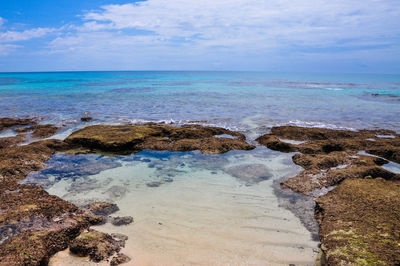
left=49, top=149, right=318, bottom=266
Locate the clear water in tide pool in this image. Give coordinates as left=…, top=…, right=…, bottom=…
left=23, top=148, right=319, bottom=265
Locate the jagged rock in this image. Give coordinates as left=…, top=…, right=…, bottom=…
left=110, top=253, right=131, bottom=265
left=256, top=126, right=400, bottom=195
left=69, top=231, right=123, bottom=262
left=0, top=117, right=36, bottom=132
left=15, top=124, right=60, bottom=138
left=65, top=124, right=254, bottom=154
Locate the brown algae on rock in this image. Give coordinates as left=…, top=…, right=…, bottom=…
left=69, top=230, right=125, bottom=262
left=315, top=178, right=400, bottom=265
left=65, top=124, right=255, bottom=154
left=257, top=126, right=400, bottom=195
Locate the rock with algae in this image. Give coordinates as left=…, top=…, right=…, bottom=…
left=69, top=230, right=126, bottom=262
left=256, top=126, right=400, bottom=195
left=315, top=178, right=400, bottom=265
left=65, top=124, right=255, bottom=154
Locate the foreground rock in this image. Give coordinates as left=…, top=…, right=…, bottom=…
left=0, top=139, right=102, bottom=265
left=257, top=126, right=400, bottom=195
left=0, top=120, right=256, bottom=264
left=69, top=230, right=126, bottom=262
left=110, top=253, right=131, bottom=265
left=65, top=124, right=254, bottom=154
left=257, top=125, right=400, bottom=265
left=315, top=178, right=400, bottom=265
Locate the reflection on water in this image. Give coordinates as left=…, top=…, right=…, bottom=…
left=24, top=147, right=319, bottom=265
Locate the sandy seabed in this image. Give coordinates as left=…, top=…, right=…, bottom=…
left=46, top=148, right=318, bottom=266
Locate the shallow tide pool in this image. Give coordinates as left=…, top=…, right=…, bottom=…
left=23, top=147, right=319, bottom=265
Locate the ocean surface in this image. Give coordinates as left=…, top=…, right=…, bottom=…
left=3, top=71, right=400, bottom=265
left=1, top=71, right=399, bottom=133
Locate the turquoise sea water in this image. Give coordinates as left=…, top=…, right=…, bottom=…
left=1, top=71, right=399, bottom=132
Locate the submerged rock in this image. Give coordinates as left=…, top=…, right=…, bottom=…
left=315, top=179, right=400, bottom=265
left=106, top=185, right=128, bottom=199
left=146, top=181, right=162, bottom=187
left=110, top=216, right=133, bottom=226
left=110, top=253, right=131, bottom=266
left=225, top=164, right=272, bottom=185
left=65, top=124, right=254, bottom=154
left=86, top=202, right=119, bottom=216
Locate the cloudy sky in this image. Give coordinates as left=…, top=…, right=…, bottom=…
left=0, top=0, right=399, bottom=73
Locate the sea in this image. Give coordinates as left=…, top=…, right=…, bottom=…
left=1, top=71, right=399, bottom=265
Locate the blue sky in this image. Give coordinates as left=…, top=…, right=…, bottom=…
left=0, top=0, right=399, bottom=73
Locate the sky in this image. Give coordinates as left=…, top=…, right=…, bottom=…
left=0, top=0, right=399, bottom=73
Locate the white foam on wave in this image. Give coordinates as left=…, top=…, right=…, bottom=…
left=324, top=87, right=343, bottom=91
left=286, top=120, right=356, bottom=131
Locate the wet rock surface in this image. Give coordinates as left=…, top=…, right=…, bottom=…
left=69, top=230, right=125, bottom=262
left=0, top=118, right=61, bottom=150
left=15, top=124, right=60, bottom=138
left=0, top=129, right=104, bottom=265
left=0, top=181, right=102, bottom=265
left=315, top=178, right=400, bottom=265
left=0, top=135, right=26, bottom=149
left=0, top=117, right=36, bottom=132
left=257, top=126, right=400, bottom=195
left=110, top=253, right=131, bottom=265
left=65, top=124, right=255, bottom=154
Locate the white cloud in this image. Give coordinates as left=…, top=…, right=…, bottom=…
left=0, top=27, right=55, bottom=43
left=0, top=16, right=55, bottom=56
left=73, top=0, right=400, bottom=48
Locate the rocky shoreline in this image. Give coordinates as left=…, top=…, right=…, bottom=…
left=257, top=126, right=400, bottom=264
left=0, top=119, right=255, bottom=265
left=1, top=118, right=399, bottom=265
